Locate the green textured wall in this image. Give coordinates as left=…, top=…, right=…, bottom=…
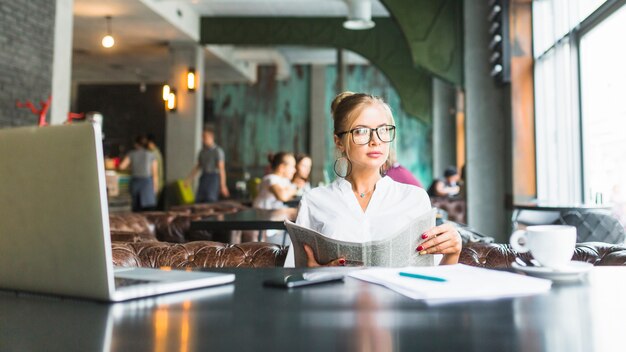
left=211, top=63, right=432, bottom=186
left=212, top=65, right=310, bottom=177
left=324, top=66, right=433, bottom=186
left=201, top=17, right=432, bottom=122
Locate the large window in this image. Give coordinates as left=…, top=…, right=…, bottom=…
left=579, top=3, right=626, bottom=219
left=532, top=0, right=618, bottom=204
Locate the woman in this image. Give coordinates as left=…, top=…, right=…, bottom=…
left=285, top=92, right=461, bottom=267
left=253, top=152, right=299, bottom=209
left=292, top=153, right=312, bottom=196
left=118, top=135, right=158, bottom=212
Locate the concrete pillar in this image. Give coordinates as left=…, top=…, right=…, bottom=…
left=165, top=45, right=205, bottom=184
left=432, top=77, right=457, bottom=179
left=309, top=65, right=327, bottom=186
left=50, top=0, right=74, bottom=125
left=464, top=0, right=513, bottom=241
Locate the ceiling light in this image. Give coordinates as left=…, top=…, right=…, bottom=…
left=343, top=0, right=375, bottom=30
left=101, top=16, right=115, bottom=48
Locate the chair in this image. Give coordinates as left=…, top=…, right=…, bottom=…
left=553, top=210, right=626, bottom=244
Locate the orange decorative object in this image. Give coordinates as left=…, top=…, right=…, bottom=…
left=16, top=96, right=51, bottom=126
left=66, top=112, right=85, bottom=124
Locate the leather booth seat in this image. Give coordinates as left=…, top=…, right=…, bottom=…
left=430, top=197, right=467, bottom=224
left=109, top=201, right=249, bottom=243
left=112, top=241, right=626, bottom=269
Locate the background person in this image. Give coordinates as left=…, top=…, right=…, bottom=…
left=427, top=166, right=461, bottom=197
left=119, top=135, right=158, bottom=212
left=292, top=153, right=312, bottom=196
left=146, top=134, right=164, bottom=208
left=253, top=152, right=299, bottom=209
left=186, top=127, right=230, bottom=203
left=285, top=92, right=461, bottom=267
left=384, top=149, right=423, bottom=188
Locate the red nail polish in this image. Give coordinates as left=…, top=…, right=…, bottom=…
left=416, top=245, right=423, bottom=252
left=339, top=259, right=346, bottom=265
left=421, top=234, right=428, bottom=239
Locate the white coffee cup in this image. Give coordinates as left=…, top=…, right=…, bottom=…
left=509, top=225, right=576, bottom=269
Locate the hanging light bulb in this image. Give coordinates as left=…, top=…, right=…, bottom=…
left=162, top=84, right=171, bottom=101
left=102, top=16, right=115, bottom=48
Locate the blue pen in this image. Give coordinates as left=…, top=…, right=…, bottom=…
left=398, top=271, right=447, bottom=282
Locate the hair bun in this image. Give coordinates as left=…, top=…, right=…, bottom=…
left=330, top=91, right=356, bottom=117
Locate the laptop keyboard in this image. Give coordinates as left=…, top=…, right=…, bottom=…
left=114, top=277, right=153, bottom=288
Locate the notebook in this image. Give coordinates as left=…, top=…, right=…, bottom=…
left=0, top=123, right=234, bottom=301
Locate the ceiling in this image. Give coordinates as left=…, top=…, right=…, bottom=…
left=72, top=0, right=388, bottom=85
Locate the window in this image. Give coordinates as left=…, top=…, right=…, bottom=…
left=580, top=3, right=626, bottom=212
left=532, top=0, right=613, bottom=204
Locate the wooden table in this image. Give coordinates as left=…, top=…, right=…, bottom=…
left=2, top=266, right=626, bottom=351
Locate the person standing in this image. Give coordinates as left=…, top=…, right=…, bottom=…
left=186, top=127, right=230, bottom=203
left=146, top=134, right=164, bottom=196
left=119, top=135, right=158, bottom=212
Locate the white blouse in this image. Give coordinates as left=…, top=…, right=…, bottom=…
left=284, top=176, right=434, bottom=267
left=253, top=174, right=295, bottom=209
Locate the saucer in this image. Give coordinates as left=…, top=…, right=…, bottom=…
left=511, top=260, right=593, bottom=282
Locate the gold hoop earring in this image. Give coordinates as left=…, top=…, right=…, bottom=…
left=333, top=156, right=352, bottom=178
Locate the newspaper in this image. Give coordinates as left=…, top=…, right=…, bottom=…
left=285, top=208, right=436, bottom=267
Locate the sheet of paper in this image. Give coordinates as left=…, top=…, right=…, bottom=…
left=349, top=264, right=552, bottom=304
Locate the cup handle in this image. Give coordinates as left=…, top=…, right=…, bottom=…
left=510, top=230, right=529, bottom=253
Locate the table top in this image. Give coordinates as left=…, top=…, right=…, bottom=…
left=2, top=266, right=626, bottom=351
left=513, top=201, right=612, bottom=211
left=189, top=208, right=298, bottom=231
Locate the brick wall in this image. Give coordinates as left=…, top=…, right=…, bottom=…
left=0, top=0, right=56, bottom=127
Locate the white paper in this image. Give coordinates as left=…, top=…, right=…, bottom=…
left=285, top=208, right=436, bottom=267
left=349, top=264, right=552, bottom=304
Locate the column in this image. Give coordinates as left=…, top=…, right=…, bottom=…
left=464, top=0, right=513, bottom=242
left=165, top=44, right=205, bottom=183
left=50, top=0, right=74, bottom=125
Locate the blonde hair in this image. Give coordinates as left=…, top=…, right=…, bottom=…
left=330, top=92, right=396, bottom=159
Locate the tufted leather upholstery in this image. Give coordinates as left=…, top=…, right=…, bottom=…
left=553, top=210, right=626, bottom=244
left=108, top=201, right=249, bottom=243
left=112, top=240, right=626, bottom=269
left=460, top=241, right=626, bottom=268
left=430, top=197, right=467, bottom=224
left=112, top=241, right=288, bottom=268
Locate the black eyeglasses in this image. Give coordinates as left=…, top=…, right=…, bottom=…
left=336, top=125, right=396, bottom=145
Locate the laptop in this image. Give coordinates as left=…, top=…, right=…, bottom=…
left=0, top=123, right=234, bottom=301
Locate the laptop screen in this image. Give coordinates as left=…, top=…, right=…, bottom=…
left=0, top=123, right=114, bottom=300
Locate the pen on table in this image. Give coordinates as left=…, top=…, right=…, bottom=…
left=398, top=272, right=447, bottom=282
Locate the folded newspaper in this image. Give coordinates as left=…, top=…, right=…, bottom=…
left=284, top=208, right=436, bottom=267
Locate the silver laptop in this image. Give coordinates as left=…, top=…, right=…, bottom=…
left=0, top=123, right=234, bottom=301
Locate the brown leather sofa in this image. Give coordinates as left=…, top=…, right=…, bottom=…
left=109, top=201, right=249, bottom=243
left=112, top=241, right=626, bottom=269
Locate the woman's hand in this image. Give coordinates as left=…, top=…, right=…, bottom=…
left=303, top=244, right=346, bottom=267
left=417, top=223, right=462, bottom=265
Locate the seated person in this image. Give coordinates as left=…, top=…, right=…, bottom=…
left=384, top=150, right=423, bottom=188
left=253, top=152, right=299, bottom=209
left=285, top=92, right=461, bottom=267
left=427, top=166, right=461, bottom=197
left=292, top=153, right=312, bottom=196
